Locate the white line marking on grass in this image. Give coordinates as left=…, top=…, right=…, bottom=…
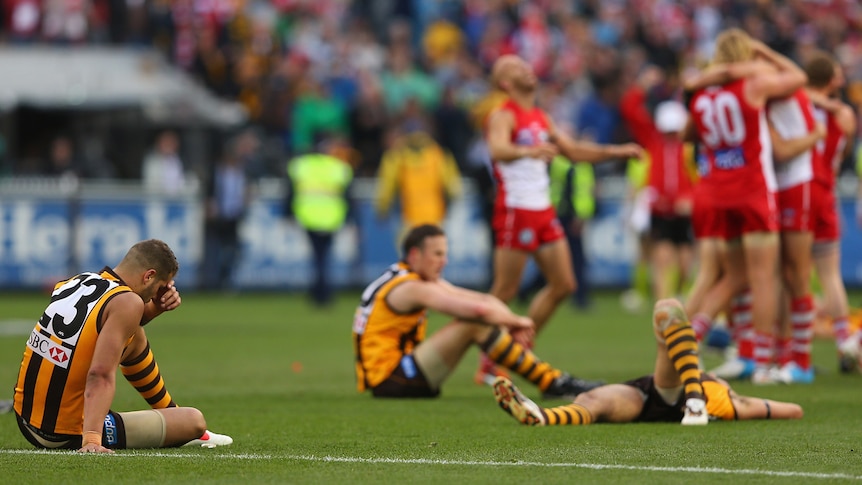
left=298, top=455, right=862, bottom=481
left=2, top=450, right=859, bottom=481
left=0, top=449, right=271, bottom=459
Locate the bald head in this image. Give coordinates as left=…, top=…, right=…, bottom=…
left=491, top=55, right=521, bottom=89
left=490, top=54, right=536, bottom=94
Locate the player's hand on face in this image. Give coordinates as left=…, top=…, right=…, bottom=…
left=156, top=281, right=182, bottom=311
left=77, top=443, right=114, bottom=454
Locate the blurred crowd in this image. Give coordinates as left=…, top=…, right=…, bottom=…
left=2, top=0, right=862, bottom=182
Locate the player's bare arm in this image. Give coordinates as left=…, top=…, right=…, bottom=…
left=769, top=122, right=825, bottom=163
left=731, top=392, right=804, bottom=420
left=387, top=279, right=532, bottom=329
left=79, top=292, right=145, bottom=453
left=806, top=89, right=858, bottom=155
left=548, top=117, right=642, bottom=163
left=487, top=108, right=557, bottom=162
left=682, top=60, right=774, bottom=93
left=747, top=41, right=808, bottom=104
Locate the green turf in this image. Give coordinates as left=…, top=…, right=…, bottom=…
left=1, top=290, right=861, bottom=484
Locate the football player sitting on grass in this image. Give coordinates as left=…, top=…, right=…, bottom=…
left=12, top=240, right=232, bottom=453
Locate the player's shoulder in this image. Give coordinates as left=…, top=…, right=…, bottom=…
left=103, top=291, right=146, bottom=319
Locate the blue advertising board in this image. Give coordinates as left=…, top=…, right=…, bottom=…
left=1, top=181, right=861, bottom=291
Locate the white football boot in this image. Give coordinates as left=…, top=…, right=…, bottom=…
left=183, top=429, right=234, bottom=448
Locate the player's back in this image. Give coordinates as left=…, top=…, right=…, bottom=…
left=689, top=79, right=776, bottom=206
left=14, top=271, right=129, bottom=435
left=811, top=105, right=848, bottom=189
left=768, top=89, right=818, bottom=190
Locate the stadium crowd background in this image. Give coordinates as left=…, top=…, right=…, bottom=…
left=1, top=0, right=861, bottom=183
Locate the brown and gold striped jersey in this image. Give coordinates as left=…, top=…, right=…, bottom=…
left=353, top=262, right=427, bottom=392
left=13, top=269, right=133, bottom=435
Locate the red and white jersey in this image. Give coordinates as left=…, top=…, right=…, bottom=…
left=767, top=89, right=818, bottom=190
left=689, top=79, right=776, bottom=205
left=811, top=105, right=848, bottom=190
left=491, top=99, right=552, bottom=211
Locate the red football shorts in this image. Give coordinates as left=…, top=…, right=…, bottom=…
left=492, top=206, right=564, bottom=252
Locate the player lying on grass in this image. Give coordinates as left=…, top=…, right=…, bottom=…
left=352, top=224, right=603, bottom=399
left=12, top=239, right=232, bottom=453
left=492, top=298, right=804, bottom=426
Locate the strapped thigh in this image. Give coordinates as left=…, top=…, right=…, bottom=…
left=118, top=409, right=167, bottom=449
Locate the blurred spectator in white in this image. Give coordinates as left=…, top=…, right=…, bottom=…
left=346, top=18, right=385, bottom=73
left=6, top=0, right=41, bottom=42
left=142, top=130, right=186, bottom=195
left=41, top=0, right=88, bottom=44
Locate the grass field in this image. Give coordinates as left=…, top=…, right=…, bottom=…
left=0, top=289, right=860, bottom=484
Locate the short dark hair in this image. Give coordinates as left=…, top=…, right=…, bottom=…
left=124, top=239, right=179, bottom=279
left=401, top=224, right=445, bottom=259
left=805, top=52, right=836, bottom=89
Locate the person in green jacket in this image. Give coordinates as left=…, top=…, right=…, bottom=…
left=285, top=134, right=355, bottom=305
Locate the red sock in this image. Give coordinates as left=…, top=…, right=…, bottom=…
left=731, top=291, right=754, bottom=360
left=691, top=313, right=712, bottom=342
left=790, top=295, right=814, bottom=370
left=753, top=330, right=775, bottom=369
left=776, top=337, right=793, bottom=366
left=833, top=316, right=851, bottom=346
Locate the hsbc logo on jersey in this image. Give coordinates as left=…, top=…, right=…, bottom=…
left=27, top=329, right=71, bottom=369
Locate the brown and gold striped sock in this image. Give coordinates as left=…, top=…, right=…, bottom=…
left=480, top=328, right=561, bottom=392
left=543, top=403, right=593, bottom=425
left=663, top=322, right=704, bottom=400
left=120, top=343, right=177, bottom=409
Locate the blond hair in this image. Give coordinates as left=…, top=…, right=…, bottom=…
left=712, top=28, right=753, bottom=65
